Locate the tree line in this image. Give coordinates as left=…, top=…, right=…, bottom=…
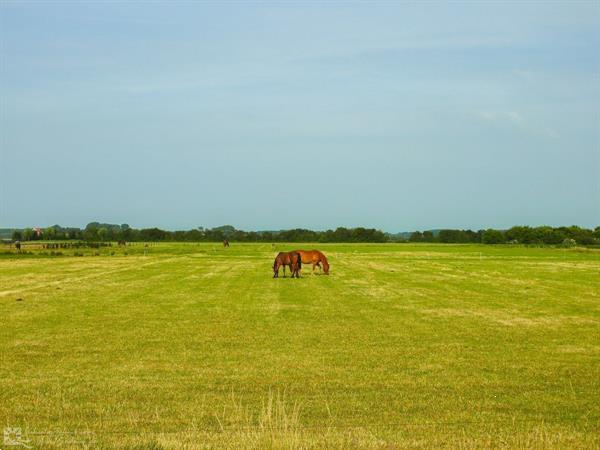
left=10, top=223, right=599, bottom=246
left=407, top=225, right=599, bottom=246
left=11, top=223, right=388, bottom=243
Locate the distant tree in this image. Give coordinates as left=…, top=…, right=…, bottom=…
left=409, top=231, right=424, bottom=242
left=319, top=229, right=335, bottom=242
left=184, top=229, right=203, bottom=241
left=83, top=222, right=98, bottom=240
left=464, top=229, right=479, bottom=243
left=97, top=227, right=108, bottom=242
left=22, top=228, right=34, bottom=241
left=121, top=226, right=133, bottom=241
left=65, top=228, right=81, bottom=240
left=476, top=230, right=485, bottom=243
left=261, top=231, right=274, bottom=242
left=12, top=230, right=22, bottom=241
left=438, top=229, right=452, bottom=243
left=562, top=225, right=595, bottom=245
left=505, top=226, right=533, bottom=244
left=438, top=229, right=463, bottom=243
left=482, top=229, right=505, bottom=244
left=44, top=227, right=57, bottom=241
left=212, top=225, right=236, bottom=238
left=422, top=231, right=435, bottom=242
left=139, top=228, right=168, bottom=241
left=536, top=226, right=564, bottom=245
left=332, top=227, right=351, bottom=242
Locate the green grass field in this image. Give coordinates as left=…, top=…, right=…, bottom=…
left=1, top=243, right=599, bottom=449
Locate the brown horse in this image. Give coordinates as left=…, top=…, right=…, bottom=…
left=273, top=251, right=302, bottom=278
left=223, top=239, right=230, bottom=247
left=292, top=250, right=329, bottom=274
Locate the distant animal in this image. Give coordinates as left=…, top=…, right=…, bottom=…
left=273, top=251, right=302, bottom=278
left=118, top=240, right=127, bottom=246
left=15, top=241, right=21, bottom=252
left=223, top=239, right=230, bottom=247
left=292, top=250, right=329, bottom=274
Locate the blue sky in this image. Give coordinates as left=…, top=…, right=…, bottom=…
left=1, top=1, right=598, bottom=231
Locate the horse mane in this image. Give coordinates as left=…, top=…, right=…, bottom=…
left=316, top=250, right=328, bottom=263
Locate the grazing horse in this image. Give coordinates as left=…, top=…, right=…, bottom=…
left=292, top=250, right=329, bottom=274
left=273, top=251, right=302, bottom=278
left=15, top=241, right=21, bottom=252
left=223, top=239, right=230, bottom=247
left=118, top=240, right=127, bottom=247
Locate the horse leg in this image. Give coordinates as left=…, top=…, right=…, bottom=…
left=283, top=265, right=286, bottom=277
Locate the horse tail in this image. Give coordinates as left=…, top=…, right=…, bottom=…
left=297, top=252, right=302, bottom=269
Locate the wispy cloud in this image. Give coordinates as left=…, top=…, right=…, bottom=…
left=478, top=111, right=523, bottom=123
left=512, top=69, right=534, bottom=81
left=476, top=110, right=559, bottom=139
